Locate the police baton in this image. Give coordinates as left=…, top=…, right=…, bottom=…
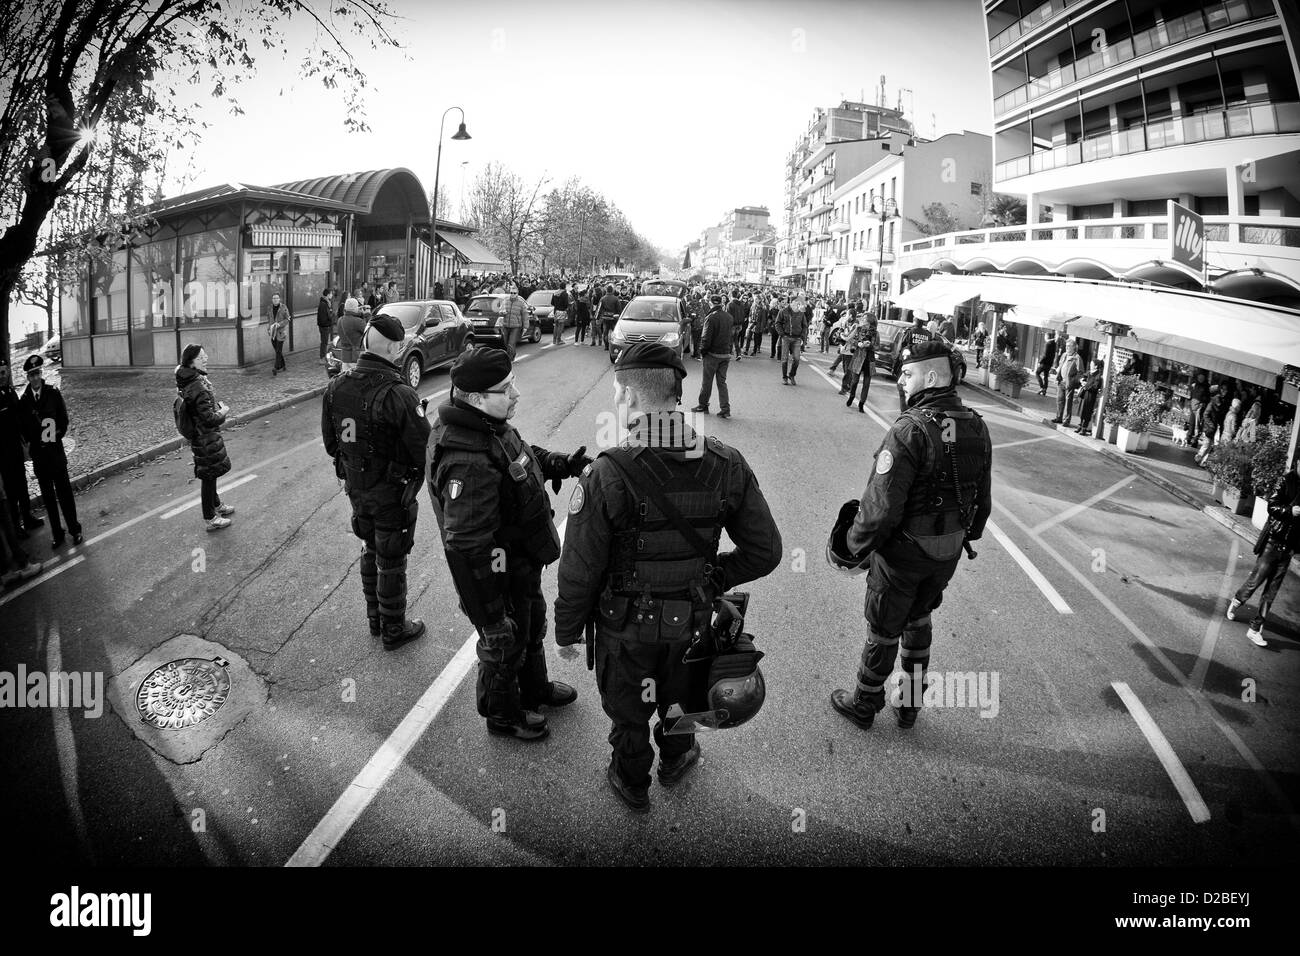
left=963, top=541, right=978, bottom=560
left=584, top=619, right=595, bottom=671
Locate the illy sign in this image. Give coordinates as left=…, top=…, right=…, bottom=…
left=1168, top=200, right=1205, bottom=277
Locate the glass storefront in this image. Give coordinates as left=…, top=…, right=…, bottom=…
left=130, top=238, right=178, bottom=328
left=242, top=247, right=288, bottom=326
left=293, top=249, right=332, bottom=313
left=364, top=241, right=409, bottom=300
left=91, top=247, right=128, bottom=333
left=61, top=273, right=88, bottom=337
left=180, top=228, right=238, bottom=326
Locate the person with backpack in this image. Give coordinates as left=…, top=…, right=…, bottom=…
left=175, top=344, right=235, bottom=532
left=1227, top=456, right=1300, bottom=646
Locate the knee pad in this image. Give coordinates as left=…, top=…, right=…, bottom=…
left=351, top=514, right=375, bottom=545
left=374, top=525, right=412, bottom=560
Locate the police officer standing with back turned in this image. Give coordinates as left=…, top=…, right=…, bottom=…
left=828, top=340, right=991, bottom=731
left=427, top=346, right=592, bottom=742
left=555, top=343, right=782, bottom=812
left=322, top=314, right=431, bottom=650
left=19, top=354, right=81, bottom=547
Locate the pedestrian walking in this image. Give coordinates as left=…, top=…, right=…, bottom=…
left=1051, top=339, right=1081, bottom=426
left=1188, top=373, right=1209, bottom=438
left=973, top=322, right=987, bottom=369
left=18, top=355, right=81, bottom=548
left=1075, top=359, right=1104, bottom=434
left=268, top=293, right=289, bottom=375
left=842, top=326, right=875, bottom=413
left=573, top=285, right=591, bottom=344
left=427, top=346, right=590, bottom=740
left=693, top=294, right=732, bottom=418
left=1035, top=331, right=1058, bottom=395
left=175, top=345, right=235, bottom=533
left=830, top=315, right=858, bottom=376
left=778, top=298, right=809, bottom=385
left=1227, top=457, right=1300, bottom=646
left=0, top=361, right=43, bottom=538
left=550, top=285, right=570, bottom=345
left=828, top=341, right=992, bottom=730
left=501, top=289, right=528, bottom=357
left=317, top=289, right=335, bottom=363
left=323, top=315, right=430, bottom=648
left=554, top=343, right=782, bottom=811
left=596, top=285, right=621, bottom=350
left=727, top=290, right=748, bottom=361
left=336, top=297, right=366, bottom=373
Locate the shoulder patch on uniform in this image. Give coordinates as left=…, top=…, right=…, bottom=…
left=876, top=449, right=894, bottom=475
left=568, top=483, right=585, bottom=515
left=580, top=462, right=593, bottom=477
left=448, top=479, right=463, bottom=499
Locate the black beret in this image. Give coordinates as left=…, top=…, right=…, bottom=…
left=451, top=346, right=512, bottom=392
left=616, top=342, right=687, bottom=379
left=367, top=314, right=405, bottom=343
left=899, top=339, right=954, bottom=368
left=22, top=354, right=44, bottom=372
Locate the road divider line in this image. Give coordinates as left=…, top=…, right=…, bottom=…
left=1191, top=542, right=1241, bottom=691
left=0, top=556, right=86, bottom=608
left=160, top=474, right=259, bottom=520
left=987, top=521, right=1073, bottom=614
left=287, top=516, right=571, bottom=866
left=1031, top=475, right=1135, bottom=535
left=993, top=435, right=1057, bottom=451
left=1111, top=681, right=1211, bottom=823
left=46, top=620, right=96, bottom=860
left=993, top=500, right=1298, bottom=829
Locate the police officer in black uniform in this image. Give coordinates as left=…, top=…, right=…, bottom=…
left=18, top=354, right=81, bottom=547
left=829, top=340, right=992, bottom=730
left=555, top=343, right=782, bottom=811
left=322, top=314, right=430, bottom=649
left=892, top=313, right=935, bottom=414
left=427, top=346, right=592, bottom=741
left=0, top=360, right=43, bottom=538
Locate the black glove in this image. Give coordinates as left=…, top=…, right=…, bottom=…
left=548, top=446, right=592, bottom=493
left=566, top=445, right=592, bottom=477
left=555, top=629, right=584, bottom=647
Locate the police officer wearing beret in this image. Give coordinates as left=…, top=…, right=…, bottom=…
left=555, top=343, right=782, bottom=811
left=323, top=314, right=431, bottom=649
left=0, top=360, right=44, bottom=538
left=427, top=346, right=592, bottom=741
left=18, top=354, right=81, bottom=547
left=829, top=339, right=992, bottom=730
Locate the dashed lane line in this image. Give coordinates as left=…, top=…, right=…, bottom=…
left=0, top=556, right=86, bottom=609
left=1111, top=681, right=1211, bottom=823
left=1030, top=475, right=1135, bottom=536
left=993, top=435, right=1058, bottom=451
left=1190, top=541, right=1241, bottom=692
left=287, top=517, right=571, bottom=867
left=986, top=521, right=1073, bottom=614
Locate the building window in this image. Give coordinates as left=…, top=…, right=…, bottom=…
left=243, top=247, right=289, bottom=325
left=130, top=238, right=177, bottom=330
left=293, top=249, right=332, bottom=314
left=890, top=177, right=896, bottom=199
left=60, top=271, right=89, bottom=337
left=91, top=246, right=128, bottom=334
left=179, top=227, right=238, bottom=326
left=970, top=182, right=983, bottom=196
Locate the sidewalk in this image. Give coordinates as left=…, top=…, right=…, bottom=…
left=20, top=356, right=329, bottom=504
left=965, top=374, right=1268, bottom=554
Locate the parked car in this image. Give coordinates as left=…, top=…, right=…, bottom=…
left=639, top=278, right=688, bottom=300
left=871, top=319, right=966, bottom=381
left=526, top=290, right=575, bottom=332
left=463, top=293, right=542, bottom=347
left=39, top=334, right=61, bottom=363
left=326, top=299, right=471, bottom=388
left=608, top=296, right=685, bottom=364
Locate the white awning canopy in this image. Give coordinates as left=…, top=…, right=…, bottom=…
left=249, top=226, right=342, bottom=247
left=894, top=274, right=979, bottom=314
left=1004, top=304, right=1076, bottom=332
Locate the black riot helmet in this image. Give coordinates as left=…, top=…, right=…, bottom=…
left=661, top=597, right=766, bottom=734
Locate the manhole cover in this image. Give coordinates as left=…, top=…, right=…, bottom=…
left=136, top=657, right=231, bottom=730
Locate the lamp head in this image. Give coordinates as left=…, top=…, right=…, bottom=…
left=452, top=122, right=471, bottom=141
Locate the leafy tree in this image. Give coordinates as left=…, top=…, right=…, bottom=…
left=907, top=202, right=961, bottom=237
left=988, top=194, right=1027, bottom=227
left=0, top=0, right=399, bottom=362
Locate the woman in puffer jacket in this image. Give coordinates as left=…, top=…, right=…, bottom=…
left=176, top=344, right=235, bottom=531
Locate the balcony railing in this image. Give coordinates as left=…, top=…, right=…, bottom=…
left=995, top=101, right=1300, bottom=180
left=988, top=0, right=1081, bottom=56
left=899, top=215, right=1300, bottom=255
left=993, top=0, right=1276, bottom=116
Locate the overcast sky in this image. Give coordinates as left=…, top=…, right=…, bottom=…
left=178, top=0, right=993, bottom=252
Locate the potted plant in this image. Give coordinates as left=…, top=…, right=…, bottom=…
left=1116, top=380, right=1163, bottom=453
left=1204, top=439, right=1255, bottom=515
left=1249, top=423, right=1291, bottom=528
left=1101, top=373, right=1138, bottom=445
left=987, top=351, right=1007, bottom=392
left=1000, top=359, right=1031, bottom=399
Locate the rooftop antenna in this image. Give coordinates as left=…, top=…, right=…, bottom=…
left=879, top=75, right=886, bottom=107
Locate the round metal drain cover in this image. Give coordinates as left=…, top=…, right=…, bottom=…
left=137, top=657, right=231, bottom=730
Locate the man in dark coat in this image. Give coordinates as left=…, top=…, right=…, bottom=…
left=18, top=355, right=81, bottom=546
left=317, top=289, right=335, bottom=362
left=692, top=295, right=732, bottom=418
left=0, top=361, right=42, bottom=537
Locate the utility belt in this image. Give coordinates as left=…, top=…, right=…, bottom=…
left=340, top=454, right=422, bottom=502
left=596, top=587, right=711, bottom=644
left=897, top=511, right=967, bottom=563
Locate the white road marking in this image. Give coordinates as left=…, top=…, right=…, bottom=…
left=994, top=500, right=1298, bottom=828
left=541, top=344, right=554, bottom=350
left=1111, top=681, right=1211, bottom=824
left=160, top=473, right=260, bottom=520
left=46, top=620, right=96, bottom=860
left=287, top=517, right=571, bottom=867
left=0, top=556, right=86, bottom=608
left=993, top=435, right=1057, bottom=451
left=1030, top=476, right=1135, bottom=535
left=1191, top=542, right=1241, bottom=691
left=515, top=354, right=532, bottom=362
left=987, top=521, right=1073, bottom=614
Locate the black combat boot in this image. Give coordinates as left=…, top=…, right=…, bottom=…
left=894, top=705, right=920, bottom=729
left=367, top=617, right=381, bottom=638
left=487, top=710, right=550, bottom=742
left=657, top=742, right=701, bottom=787
left=381, top=617, right=425, bottom=650
left=521, top=681, right=577, bottom=710
left=607, top=760, right=650, bottom=812
left=829, top=688, right=879, bottom=730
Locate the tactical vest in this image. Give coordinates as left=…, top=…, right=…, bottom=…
left=898, top=402, right=987, bottom=559
left=430, top=414, right=561, bottom=568
left=328, top=367, right=406, bottom=490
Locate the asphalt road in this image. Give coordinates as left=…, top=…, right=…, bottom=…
left=3, top=336, right=1298, bottom=866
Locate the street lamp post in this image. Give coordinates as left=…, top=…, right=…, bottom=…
left=870, top=196, right=898, bottom=322
left=431, top=107, right=471, bottom=291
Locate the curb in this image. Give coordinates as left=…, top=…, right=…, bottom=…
left=44, top=382, right=329, bottom=503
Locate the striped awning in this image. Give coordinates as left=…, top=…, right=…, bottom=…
left=248, top=226, right=343, bottom=247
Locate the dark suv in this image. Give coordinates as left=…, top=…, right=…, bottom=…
left=872, top=319, right=967, bottom=381
left=464, top=294, right=542, bottom=346
left=326, top=299, right=471, bottom=388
